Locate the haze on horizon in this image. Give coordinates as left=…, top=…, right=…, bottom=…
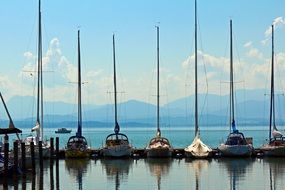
left=0, top=0, right=285, bottom=107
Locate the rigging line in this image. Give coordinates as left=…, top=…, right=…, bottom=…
left=275, top=54, right=285, bottom=94
left=243, top=81, right=246, bottom=127
left=184, top=66, right=190, bottom=132
left=160, top=58, right=171, bottom=128
left=197, top=20, right=209, bottom=127
left=232, top=30, right=245, bottom=126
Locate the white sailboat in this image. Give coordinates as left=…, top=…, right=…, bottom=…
left=218, top=20, right=253, bottom=157
left=260, top=24, right=285, bottom=156
left=0, top=92, right=22, bottom=176
left=184, top=0, right=212, bottom=158
left=101, top=34, right=133, bottom=157
left=23, top=0, right=50, bottom=158
left=65, top=30, right=90, bottom=158
left=145, top=26, right=173, bottom=158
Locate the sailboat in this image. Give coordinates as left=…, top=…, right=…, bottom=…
left=184, top=0, right=212, bottom=158
left=65, top=30, right=90, bottom=158
left=101, top=34, right=133, bottom=157
left=0, top=92, right=22, bottom=176
left=145, top=26, right=173, bottom=158
left=218, top=20, right=253, bottom=157
left=260, top=24, right=285, bottom=156
left=23, top=0, right=50, bottom=158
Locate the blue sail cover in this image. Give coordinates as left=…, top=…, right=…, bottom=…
left=76, top=124, right=82, bottom=137
left=232, top=119, right=238, bottom=133
left=114, top=122, right=120, bottom=134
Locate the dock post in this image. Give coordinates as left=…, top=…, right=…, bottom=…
left=4, top=142, right=9, bottom=176
left=55, top=137, right=59, bottom=159
left=13, top=141, right=19, bottom=174
left=30, top=141, right=36, bottom=174
left=21, top=142, right=26, bottom=172
left=4, top=134, right=9, bottom=176
left=50, top=137, right=54, bottom=159
left=39, top=140, right=43, bottom=168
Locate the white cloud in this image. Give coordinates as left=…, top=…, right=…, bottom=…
left=262, top=17, right=284, bottom=45
left=247, top=48, right=263, bottom=59
left=265, top=17, right=285, bottom=37
left=244, top=41, right=263, bottom=59
left=23, top=51, right=34, bottom=60
left=243, top=41, right=252, bottom=48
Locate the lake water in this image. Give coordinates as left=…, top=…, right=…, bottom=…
left=1, top=157, right=285, bottom=190
left=6, top=126, right=283, bottom=149
left=2, top=127, right=285, bottom=189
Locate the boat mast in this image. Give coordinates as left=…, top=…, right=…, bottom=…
left=229, top=20, right=236, bottom=133
left=0, top=92, right=15, bottom=129
left=36, top=0, right=43, bottom=141
left=156, top=26, right=161, bottom=137
left=194, top=0, right=198, bottom=136
left=76, top=30, right=82, bottom=137
left=269, top=24, right=275, bottom=140
left=113, top=34, right=120, bottom=136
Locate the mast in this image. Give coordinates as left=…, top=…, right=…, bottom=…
left=36, top=0, right=43, bottom=141
left=76, top=30, right=82, bottom=137
left=113, top=34, right=120, bottom=135
left=0, top=92, right=15, bottom=129
left=269, top=24, right=275, bottom=140
left=156, top=26, right=161, bottom=137
left=230, top=19, right=236, bottom=133
left=194, top=0, right=198, bottom=136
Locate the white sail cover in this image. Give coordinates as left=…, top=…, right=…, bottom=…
left=31, top=122, right=40, bottom=132
left=185, top=136, right=212, bottom=158
left=272, top=129, right=283, bottom=138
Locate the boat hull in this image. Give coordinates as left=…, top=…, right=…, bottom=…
left=218, top=144, right=253, bottom=157
left=260, top=145, right=285, bottom=157
left=65, top=149, right=90, bottom=158
left=102, top=145, right=132, bottom=157
left=0, top=153, right=14, bottom=176
left=146, top=147, right=172, bottom=158
left=24, top=145, right=50, bottom=158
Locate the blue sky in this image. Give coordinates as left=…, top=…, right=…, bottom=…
left=0, top=0, right=284, bottom=106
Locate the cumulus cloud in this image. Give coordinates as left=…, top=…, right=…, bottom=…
left=265, top=17, right=285, bottom=37
left=19, top=37, right=107, bottom=104
left=180, top=49, right=285, bottom=96
left=262, top=17, right=284, bottom=45
left=243, top=41, right=252, bottom=48
left=244, top=41, right=263, bottom=59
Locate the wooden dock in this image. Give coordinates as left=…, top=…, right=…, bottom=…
left=56, top=147, right=264, bottom=159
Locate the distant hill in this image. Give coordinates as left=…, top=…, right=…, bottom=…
left=1, top=89, right=285, bottom=127
left=5, top=95, right=97, bottom=119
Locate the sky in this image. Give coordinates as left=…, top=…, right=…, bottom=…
left=0, top=0, right=285, bottom=106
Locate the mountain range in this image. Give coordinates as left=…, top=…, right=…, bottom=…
left=1, top=89, right=285, bottom=128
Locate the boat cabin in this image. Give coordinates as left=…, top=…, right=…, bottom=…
left=105, top=133, right=129, bottom=146
left=225, top=132, right=248, bottom=146
left=67, top=136, right=88, bottom=150
left=269, top=137, right=285, bottom=146
left=149, top=137, right=171, bottom=146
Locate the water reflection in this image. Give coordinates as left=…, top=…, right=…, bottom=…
left=146, top=158, right=172, bottom=190
left=0, top=160, right=51, bottom=190
left=185, top=159, right=211, bottom=190
left=219, top=158, right=254, bottom=190
left=100, top=158, right=133, bottom=190
left=263, top=158, right=285, bottom=190
left=65, top=159, right=90, bottom=190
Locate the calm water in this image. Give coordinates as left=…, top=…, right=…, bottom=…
left=7, top=126, right=283, bottom=149
left=1, top=158, right=285, bottom=190
left=2, top=127, right=285, bottom=189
